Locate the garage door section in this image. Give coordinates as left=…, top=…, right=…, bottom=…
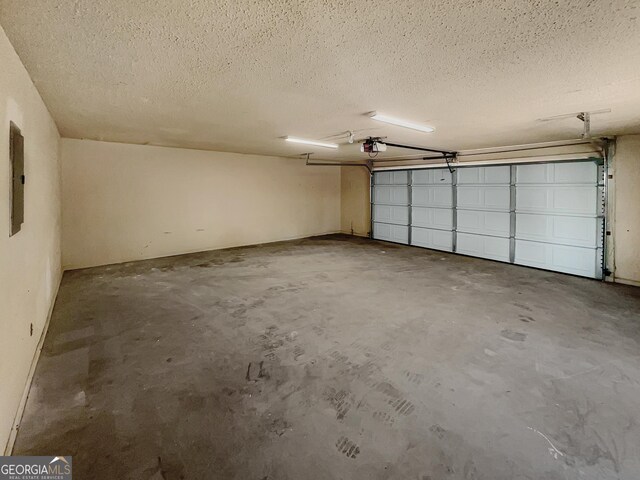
left=372, top=171, right=409, bottom=244
left=410, top=168, right=454, bottom=251
left=455, top=166, right=511, bottom=262
left=514, top=162, right=603, bottom=278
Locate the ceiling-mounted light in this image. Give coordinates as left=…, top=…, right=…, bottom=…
left=285, top=136, right=339, bottom=149
left=369, top=112, right=435, bottom=133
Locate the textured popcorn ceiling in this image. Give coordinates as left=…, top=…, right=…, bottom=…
left=1, top=0, right=639, bottom=160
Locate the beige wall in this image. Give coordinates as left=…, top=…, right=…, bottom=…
left=0, top=27, right=62, bottom=452
left=613, top=135, right=640, bottom=286
left=61, top=139, right=341, bottom=269
left=340, top=166, right=370, bottom=237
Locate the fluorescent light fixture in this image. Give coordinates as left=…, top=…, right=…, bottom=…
left=369, top=112, right=435, bottom=133
left=285, top=136, right=339, bottom=149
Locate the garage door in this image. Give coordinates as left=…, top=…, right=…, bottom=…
left=371, top=160, right=605, bottom=279
left=455, top=166, right=511, bottom=262
left=514, top=162, right=603, bottom=278
left=372, top=171, right=409, bottom=244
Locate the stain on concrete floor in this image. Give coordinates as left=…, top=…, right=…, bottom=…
left=13, top=234, right=640, bottom=479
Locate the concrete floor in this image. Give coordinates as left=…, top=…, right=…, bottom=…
left=14, top=235, right=640, bottom=479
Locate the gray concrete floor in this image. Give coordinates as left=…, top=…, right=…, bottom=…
left=14, top=234, right=640, bottom=479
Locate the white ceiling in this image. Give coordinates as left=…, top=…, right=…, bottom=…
left=1, top=0, right=639, bottom=160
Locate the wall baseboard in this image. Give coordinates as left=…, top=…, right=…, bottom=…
left=614, top=277, right=640, bottom=287
left=3, top=274, right=62, bottom=455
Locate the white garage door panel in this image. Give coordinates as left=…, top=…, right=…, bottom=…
left=457, top=166, right=510, bottom=184
left=457, top=210, right=510, bottom=237
left=373, top=223, right=409, bottom=244
left=374, top=185, right=409, bottom=205
left=515, top=240, right=598, bottom=277
left=373, top=204, right=409, bottom=226
left=412, top=207, right=453, bottom=230
left=457, top=186, right=510, bottom=211
left=412, top=168, right=452, bottom=185
left=517, top=162, right=597, bottom=184
left=513, top=161, right=601, bottom=278
left=412, top=186, right=453, bottom=207
left=375, top=171, right=409, bottom=185
left=516, top=214, right=599, bottom=247
left=551, top=162, right=597, bottom=184
left=516, top=186, right=599, bottom=216
left=456, top=233, right=510, bottom=262
left=411, top=227, right=453, bottom=251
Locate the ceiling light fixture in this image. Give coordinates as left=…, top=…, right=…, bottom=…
left=369, top=112, right=435, bottom=133
left=285, top=136, right=339, bottom=149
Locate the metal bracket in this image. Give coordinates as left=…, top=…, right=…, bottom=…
left=577, top=112, right=591, bottom=139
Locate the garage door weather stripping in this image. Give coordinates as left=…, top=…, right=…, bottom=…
left=372, top=160, right=605, bottom=279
